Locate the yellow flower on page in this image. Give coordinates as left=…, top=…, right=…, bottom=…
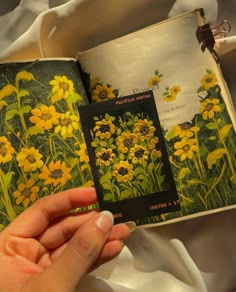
left=13, top=178, right=39, bottom=208
left=92, top=83, right=115, bottom=102
left=76, top=143, right=89, bottom=164
left=148, top=76, right=160, bottom=88
left=201, top=72, right=217, bottom=90
left=94, top=118, right=115, bottom=139
left=50, top=75, right=75, bottom=103
left=112, top=161, right=134, bottom=183
left=172, top=123, right=200, bottom=138
left=0, top=84, right=16, bottom=109
left=199, top=98, right=221, bottom=120
left=174, top=137, right=198, bottom=161
left=39, top=160, right=72, bottom=187
left=16, top=147, right=43, bottom=172
left=55, top=111, right=79, bottom=138
left=96, top=148, right=115, bottom=167
left=0, top=136, right=14, bottom=164
left=30, top=105, right=60, bottom=130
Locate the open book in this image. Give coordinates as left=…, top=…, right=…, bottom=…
left=0, top=9, right=235, bottom=229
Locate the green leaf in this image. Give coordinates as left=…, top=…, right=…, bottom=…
left=197, top=86, right=205, bottom=93
left=155, top=70, right=159, bottom=76
left=2, top=171, right=15, bottom=188
left=219, top=124, right=232, bottom=140
left=165, top=130, right=175, bottom=140
left=103, top=193, right=114, bottom=202
left=101, top=182, right=112, bottom=190
left=21, top=105, right=32, bottom=114
left=178, top=167, right=191, bottom=180
left=120, top=190, right=133, bottom=199
left=205, top=122, right=217, bottom=130
left=26, top=126, right=44, bottom=137
left=99, top=141, right=107, bottom=147
left=5, top=109, right=18, bottom=121
left=206, top=69, right=212, bottom=74
left=68, top=93, right=82, bottom=103
left=207, top=148, right=227, bottom=169
left=187, top=179, right=206, bottom=185
left=209, top=136, right=216, bottom=141
left=18, top=89, right=30, bottom=97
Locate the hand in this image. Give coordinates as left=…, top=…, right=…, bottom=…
left=0, top=187, right=130, bottom=291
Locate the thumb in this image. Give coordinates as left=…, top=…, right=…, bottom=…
left=27, top=211, right=114, bottom=292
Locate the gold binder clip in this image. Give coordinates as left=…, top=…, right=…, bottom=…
left=211, top=20, right=231, bottom=39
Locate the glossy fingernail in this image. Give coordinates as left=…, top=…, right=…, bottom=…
left=96, top=211, right=114, bottom=233
left=126, top=221, right=136, bottom=233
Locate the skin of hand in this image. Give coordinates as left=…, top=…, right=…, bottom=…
left=0, top=187, right=131, bottom=292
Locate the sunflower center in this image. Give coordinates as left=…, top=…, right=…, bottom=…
left=140, top=125, right=149, bottom=135
left=0, top=142, right=7, bottom=156
left=42, top=113, right=52, bottom=120
left=206, top=103, right=213, bottom=111
left=205, top=78, right=212, bottom=84
left=60, top=82, right=69, bottom=91
left=183, top=145, right=190, bottom=152
left=123, top=138, right=133, bottom=148
left=118, top=167, right=128, bottom=176
left=61, top=118, right=71, bottom=126
left=180, top=123, right=191, bottom=130
left=99, top=90, right=108, bottom=99
left=101, top=152, right=110, bottom=161
left=134, top=148, right=144, bottom=158
left=50, top=169, right=63, bottom=179
left=99, top=124, right=110, bottom=133
left=26, top=154, right=36, bottom=163
left=22, top=187, right=31, bottom=198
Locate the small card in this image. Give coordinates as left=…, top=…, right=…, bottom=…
left=79, top=91, right=180, bottom=223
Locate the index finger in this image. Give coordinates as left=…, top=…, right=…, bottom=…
left=6, top=187, right=97, bottom=237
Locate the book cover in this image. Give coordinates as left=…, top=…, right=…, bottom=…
left=78, top=9, right=236, bottom=225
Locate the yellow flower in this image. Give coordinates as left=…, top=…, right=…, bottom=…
left=55, top=111, right=79, bottom=138
left=0, top=136, right=14, bottom=163
left=163, top=94, right=176, bottom=102
left=90, top=78, right=100, bottom=90
left=39, top=160, right=72, bottom=187
left=0, top=85, right=16, bottom=109
left=199, top=98, right=221, bottom=120
left=30, top=105, right=60, bottom=130
left=201, top=72, right=217, bottom=90
left=76, top=143, right=89, bottom=164
left=148, top=76, right=160, bottom=88
left=92, top=83, right=115, bottom=102
left=128, top=144, right=149, bottom=164
left=172, top=123, right=200, bottom=138
left=174, top=137, right=198, bottom=161
left=170, top=85, right=181, bottom=95
left=16, top=147, right=43, bottom=172
left=96, top=148, right=115, bottom=167
left=94, top=118, right=115, bottom=139
left=133, top=119, right=155, bottom=140
left=116, top=132, right=138, bottom=153
left=149, top=137, right=162, bottom=158
left=13, top=178, right=39, bottom=208
left=112, top=161, right=134, bottom=183
left=49, top=75, right=75, bottom=103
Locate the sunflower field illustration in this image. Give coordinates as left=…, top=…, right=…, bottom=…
left=0, top=60, right=93, bottom=229
left=89, top=110, right=169, bottom=203
left=144, top=69, right=236, bottom=224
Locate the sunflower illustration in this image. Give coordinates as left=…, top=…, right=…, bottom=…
left=116, top=132, right=138, bottom=153
left=200, top=72, right=217, bottom=90
left=199, top=98, right=221, bottom=120
left=16, top=147, right=43, bottom=172
left=174, top=137, right=198, bottom=161
left=55, top=111, right=79, bottom=138
left=96, top=148, right=115, bottom=166
left=49, top=75, right=75, bottom=103
left=0, top=136, right=14, bottom=163
left=128, top=144, right=149, bottom=164
left=172, top=123, right=200, bottom=138
left=133, top=118, right=155, bottom=140
left=39, top=160, right=72, bottom=187
left=30, top=105, right=60, bottom=130
left=92, top=83, right=115, bottom=102
left=93, top=116, right=116, bottom=139
left=112, top=161, right=135, bottom=183
left=13, top=178, right=39, bottom=208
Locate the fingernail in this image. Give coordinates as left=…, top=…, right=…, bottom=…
left=126, top=221, right=136, bottom=233
left=96, top=211, right=114, bottom=233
